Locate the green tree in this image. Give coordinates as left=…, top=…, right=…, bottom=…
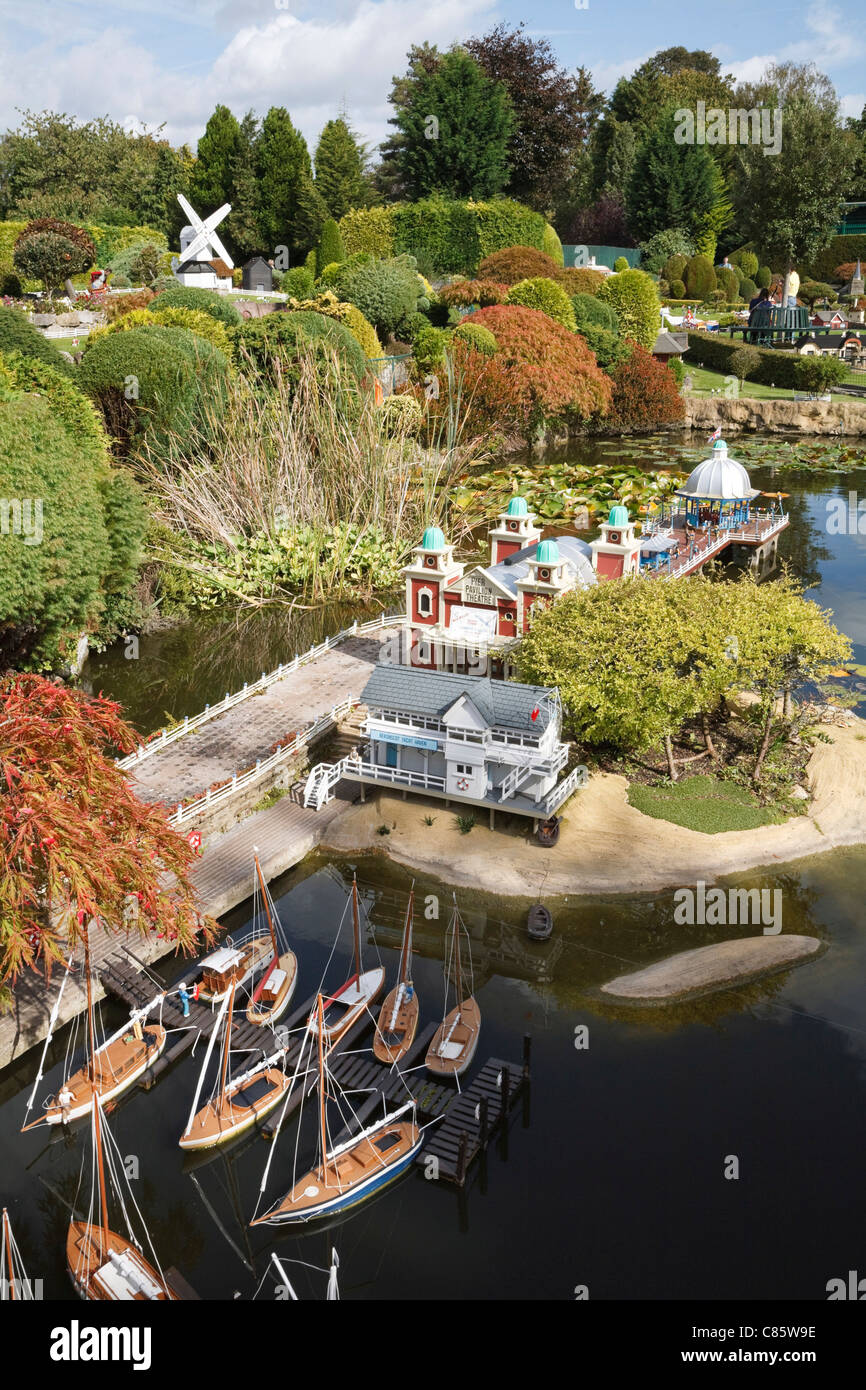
left=731, top=64, right=857, bottom=275
left=597, top=269, right=660, bottom=350
left=390, top=46, right=513, bottom=199
left=314, top=116, right=374, bottom=219
left=190, top=104, right=241, bottom=214
left=591, top=116, right=637, bottom=202
left=226, top=111, right=263, bottom=259
left=730, top=346, right=761, bottom=384
left=13, top=229, right=92, bottom=291
left=626, top=110, right=723, bottom=243
left=256, top=106, right=315, bottom=258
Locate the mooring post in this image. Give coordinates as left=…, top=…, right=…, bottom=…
left=479, top=1096, right=489, bottom=1149
left=501, top=1066, right=510, bottom=1121
left=457, top=1130, right=468, bottom=1185
left=523, top=1033, right=532, bottom=1079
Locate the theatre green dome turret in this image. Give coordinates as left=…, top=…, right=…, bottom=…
left=505, top=497, right=529, bottom=516
left=608, top=505, right=630, bottom=526
left=421, top=526, right=446, bottom=549
left=536, top=539, right=560, bottom=563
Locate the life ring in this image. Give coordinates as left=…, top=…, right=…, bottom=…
left=187, top=830, right=202, bottom=852
left=455, top=777, right=470, bottom=791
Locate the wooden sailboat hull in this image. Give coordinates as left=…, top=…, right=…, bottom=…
left=246, top=950, right=298, bottom=1027
left=425, top=998, right=481, bottom=1078
left=197, top=934, right=272, bottom=1003
left=252, top=1120, right=422, bottom=1226
left=38, top=1025, right=167, bottom=1127
left=372, top=987, right=419, bottom=1064
left=179, top=1066, right=291, bottom=1150
left=66, top=1222, right=175, bottom=1300
left=308, top=968, right=385, bottom=1047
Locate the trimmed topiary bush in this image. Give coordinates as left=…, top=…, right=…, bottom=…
left=669, top=279, right=686, bottom=298
left=333, top=255, right=419, bottom=336
left=13, top=219, right=95, bottom=292
left=477, top=245, right=563, bottom=286
left=78, top=324, right=231, bottom=460
left=317, top=218, right=345, bottom=273
left=557, top=266, right=605, bottom=295
left=506, top=276, right=576, bottom=330
left=150, top=284, right=241, bottom=326
left=684, top=255, right=717, bottom=299
left=571, top=293, right=619, bottom=333
left=597, top=269, right=660, bottom=351
left=716, top=266, right=740, bottom=300
left=451, top=321, right=498, bottom=355
left=85, top=304, right=232, bottom=356
left=542, top=223, right=564, bottom=267
left=730, top=248, right=759, bottom=279
left=683, top=330, right=803, bottom=388
left=0, top=306, right=72, bottom=373
left=794, top=355, right=847, bottom=392
left=377, top=392, right=424, bottom=437
left=613, top=256, right=629, bottom=272
left=738, top=277, right=757, bottom=301
left=756, top=265, right=772, bottom=290
left=662, top=253, right=689, bottom=285
left=339, top=206, right=395, bottom=258
left=411, top=324, right=451, bottom=373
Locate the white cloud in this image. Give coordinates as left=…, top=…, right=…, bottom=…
left=840, top=92, right=865, bottom=119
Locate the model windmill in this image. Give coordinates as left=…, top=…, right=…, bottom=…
left=172, top=193, right=234, bottom=289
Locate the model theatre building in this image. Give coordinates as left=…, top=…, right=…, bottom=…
left=303, top=665, right=586, bottom=824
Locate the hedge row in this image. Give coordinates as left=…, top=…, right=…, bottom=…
left=683, top=330, right=803, bottom=388
left=338, top=198, right=550, bottom=274
left=0, top=220, right=167, bottom=277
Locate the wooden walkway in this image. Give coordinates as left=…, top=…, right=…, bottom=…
left=417, top=1050, right=530, bottom=1185
left=130, top=636, right=383, bottom=808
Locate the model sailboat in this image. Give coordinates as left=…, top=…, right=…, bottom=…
left=373, top=888, right=419, bottom=1064
left=2, top=1208, right=36, bottom=1300
left=425, top=903, right=481, bottom=1078
left=251, top=996, right=422, bottom=1226
left=179, top=979, right=293, bottom=1151
left=308, top=875, right=384, bottom=1048
left=22, top=938, right=166, bottom=1131
left=246, top=854, right=298, bottom=1026
left=66, top=927, right=175, bottom=1300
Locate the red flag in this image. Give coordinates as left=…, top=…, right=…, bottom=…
left=530, top=705, right=540, bottom=722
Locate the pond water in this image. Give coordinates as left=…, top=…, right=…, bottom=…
left=4, top=431, right=866, bottom=1301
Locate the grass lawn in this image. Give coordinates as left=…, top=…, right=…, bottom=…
left=684, top=365, right=858, bottom=403
left=46, top=336, right=84, bottom=353
left=627, top=773, right=787, bottom=833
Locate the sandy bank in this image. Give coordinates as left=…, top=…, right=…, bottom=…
left=321, top=715, right=866, bottom=897
left=599, top=935, right=823, bottom=1004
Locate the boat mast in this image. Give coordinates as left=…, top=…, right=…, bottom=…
left=218, top=978, right=236, bottom=1103
left=254, top=854, right=279, bottom=961
left=2, top=1209, right=14, bottom=1300
left=316, top=995, right=328, bottom=1177
left=83, top=923, right=110, bottom=1257
left=351, top=875, right=361, bottom=979
left=452, top=904, right=463, bottom=1006
left=398, top=889, right=414, bottom=985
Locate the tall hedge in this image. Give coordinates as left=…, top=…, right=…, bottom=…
left=683, top=330, right=802, bottom=388
left=78, top=324, right=231, bottom=460
left=338, top=198, right=547, bottom=275
left=0, top=221, right=166, bottom=283
left=317, top=218, right=346, bottom=273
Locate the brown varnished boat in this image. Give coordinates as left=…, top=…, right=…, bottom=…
left=425, top=904, right=481, bottom=1078
left=196, top=933, right=273, bottom=1004
left=245, top=854, right=298, bottom=1027
left=373, top=888, right=419, bottom=1065
left=67, top=1221, right=176, bottom=1301
left=307, top=876, right=383, bottom=1049
left=26, top=1017, right=166, bottom=1129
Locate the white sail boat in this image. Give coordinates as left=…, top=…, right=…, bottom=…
left=425, top=902, right=481, bottom=1078
left=251, top=996, right=422, bottom=1227
left=66, top=927, right=176, bottom=1300
left=307, top=875, right=384, bottom=1048
left=179, top=979, right=294, bottom=1151
left=373, top=888, right=419, bottom=1064
left=22, top=946, right=166, bottom=1130
left=246, top=854, right=298, bottom=1026
left=2, top=1209, right=37, bottom=1301
left=269, top=1249, right=340, bottom=1300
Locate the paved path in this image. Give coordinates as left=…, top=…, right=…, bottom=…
left=130, top=636, right=382, bottom=807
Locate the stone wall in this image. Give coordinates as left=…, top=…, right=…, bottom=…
left=684, top=394, right=866, bottom=435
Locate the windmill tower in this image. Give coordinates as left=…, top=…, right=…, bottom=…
left=172, top=193, right=234, bottom=290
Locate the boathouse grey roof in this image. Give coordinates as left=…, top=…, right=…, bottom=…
left=362, top=665, right=556, bottom=732
left=483, top=534, right=596, bottom=597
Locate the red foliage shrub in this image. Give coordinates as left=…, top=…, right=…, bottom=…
left=603, top=345, right=684, bottom=432
left=439, top=279, right=509, bottom=307
left=477, top=245, right=563, bottom=286
left=834, top=262, right=860, bottom=283
left=446, top=304, right=612, bottom=438
left=105, top=288, right=155, bottom=321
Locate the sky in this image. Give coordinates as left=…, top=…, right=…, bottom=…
left=0, top=0, right=861, bottom=157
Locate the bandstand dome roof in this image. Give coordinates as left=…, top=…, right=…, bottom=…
left=420, top=526, right=446, bottom=550
left=505, top=496, right=529, bottom=516
left=676, top=441, right=759, bottom=501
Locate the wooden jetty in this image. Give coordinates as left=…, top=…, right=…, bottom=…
left=416, top=1039, right=531, bottom=1186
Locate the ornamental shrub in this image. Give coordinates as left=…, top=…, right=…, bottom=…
left=542, top=224, right=565, bottom=267
left=506, top=277, right=577, bottom=330
left=576, top=324, right=631, bottom=373
left=658, top=279, right=670, bottom=297
left=756, top=265, right=772, bottom=290
left=230, top=309, right=366, bottom=388
left=613, top=256, right=629, bottom=273
left=451, top=321, right=498, bottom=355
left=391, top=199, right=546, bottom=275
left=668, top=279, right=686, bottom=298
left=710, top=289, right=726, bottom=303
left=87, top=304, right=232, bottom=356
left=571, top=293, right=619, bottom=333
left=1, top=271, right=22, bottom=297
left=112, top=274, right=131, bottom=288
left=284, top=291, right=382, bottom=358
left=834, top=263, right=858, bottom=283
left=716, top=266, right=740, bottom=300
left=78, top=324, right=230, bottom=461
left=439, top=279, right=509, bottom=307
left=377, top=392, right=424, bottom=437
left=13, top=231, right=92, bottom=292
left=597, top=269, right=660, bottom=351
left=602, top=344, right=685, bottom=432
left=317, top=218, right=346, bottom=273
left=793, top=355, right=847, bottom=392
left=283, top=266, right=316, bottom=299
left=662, top=253, right=689, bottom=284
left=684, top=255, right=717, bottom=299
left=333, top=255, right=419, bottom=336
left=105, top=289, right=155, bottom=321
left=477, top=245, right=562, bottom=285
left=638, top=229, right=694, bottom=275
left=457, top=304, right=613, bottom=435
left=730, top=248, right=759, bottom=279
left=0, top=306, right=72, bottom=373
left=738, top=278, right=757, bottom=300
left=557, top=267, right=605, bottom=295
left=339, top=206, right=395, bottom=257
left=150, top=285, right=241, bottom=326
left=411, top=324, right=451, bottom=373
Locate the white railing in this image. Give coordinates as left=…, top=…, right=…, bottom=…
left=118, top=613, right=406, bottom=771
left=541, top=762, right=587, bottom=817
left=169, top=697, right=359, bottom=826
left=498, top=762, right=535, bottom=802
left=340, top=761, right=447, bottom=794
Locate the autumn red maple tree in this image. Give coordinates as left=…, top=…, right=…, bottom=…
left=0, top=674, right=213, bottom=1002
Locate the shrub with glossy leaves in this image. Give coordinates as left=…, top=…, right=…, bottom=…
left=603, top=345, right=684, bottom=431
left=597, top=269, right=660, bottom=351
left=506, top=277, right=576, bottom=331
left=150, top=284, right=241, bottom=326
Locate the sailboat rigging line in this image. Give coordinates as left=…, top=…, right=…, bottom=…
left=253, top=1026, right=315, bottom=1217
left=22, top=948, right=76, bottom=1125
